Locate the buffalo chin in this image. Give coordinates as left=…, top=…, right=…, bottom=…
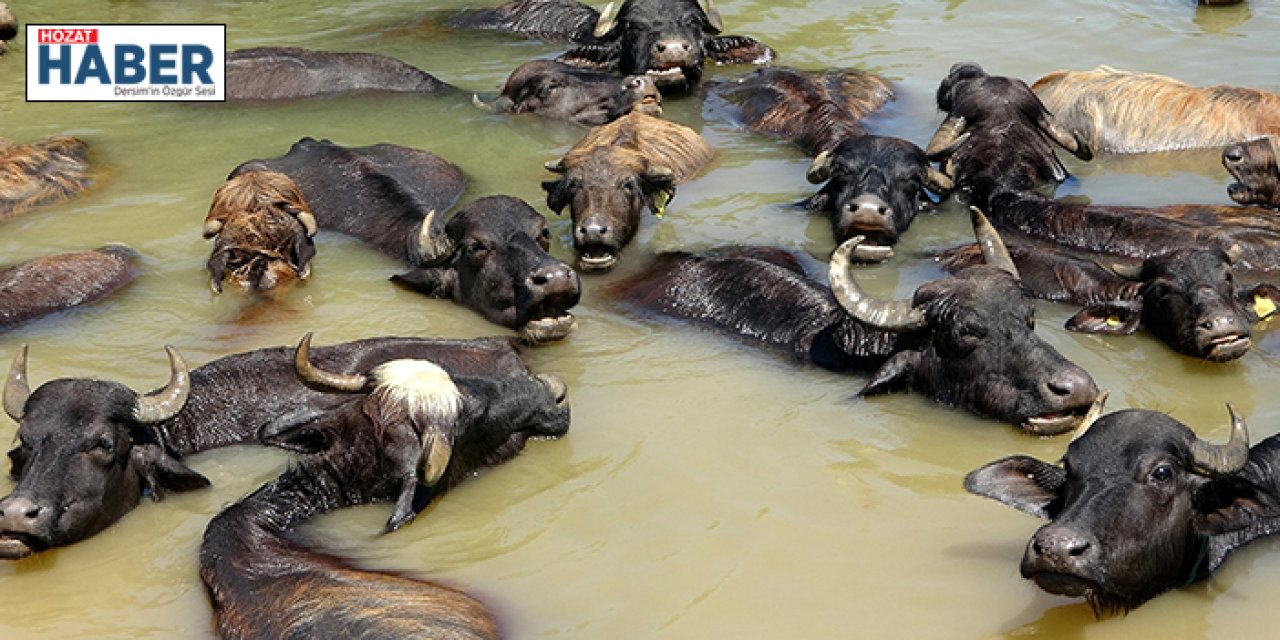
left=1202, top=335, right=1252, bottom=362
left=518, top=314, right=578, bottom=344
left=578, top=253, right=618, bottom=272
left=1026, top=570, right=1098, bottom=599
left=0, top=533, right=43, bottom=560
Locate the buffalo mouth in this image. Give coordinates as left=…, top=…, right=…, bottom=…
left=0, top=532, right=45, bottom=560
left=518, top=294, right=578, bottom=343
left=1203, top=334, right=1252, bottom=362
left=578, top=250, right=618, bottom=272
left=645, top=64, right=692, bottom=89
left=1025, top=569, right=1099, bottom=599
left=1021, top=406, right=1090, bottom=436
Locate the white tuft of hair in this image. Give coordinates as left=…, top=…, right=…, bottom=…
left=368, top=359, right=463, bottom=428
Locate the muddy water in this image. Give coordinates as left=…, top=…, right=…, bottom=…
left=1, top=0, right=1279, bottom=637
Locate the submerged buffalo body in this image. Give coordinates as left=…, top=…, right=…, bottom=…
left=1223, top=135, right=1280, bottom=208
left=607, top=211, right=1098, bottom=433
left=0, top=336, right=535, bottom=558
left=226, top=47, right=451, bottom=101
left=479, top=59, right=662, bottom=125
left=938, top=239, right=1277, bottom=362
left=543, top=111, right=713, bottom=271
left=0, top=244, right=139, bottom=330
left=200, top=342, right=570, bottom=639
left=0, top=136, right=91, bottom=222
left=967, top=403, right=1280, bottom=612
left=1032, top=66, right=1280, bottom=154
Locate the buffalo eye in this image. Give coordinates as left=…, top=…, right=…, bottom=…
left=538, top=227, right=552, bottom=249
left=1149, top=464, right=1174, bottom=483
left=465, top=240, right=491, bottom=259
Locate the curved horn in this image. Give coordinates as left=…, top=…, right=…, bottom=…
left=969, top=207, right=1020, bottom=280
left=421, top=434, right=453, bottom=487
left=294, top=210, right=318, bottom=238
left=1106, top=260, right=1144, bottom=281
left=925, top=167, right=953, bottom=194
left=1225, top=243, right=1243, bottom=265
left=806, top=150, right=834, bottom=184
left=132, top=346, right=192, bottom=424
left=202, top=218, right=223, bottom=238
left=472, top=93, right=515, bottom=113
left=4, top=345, right=30, bottom=422
left=828, top=236, right=928, bottom=332
left=538, top=373, right=569, bottom=404
left=1069, top=390, right=1109, bottom=443
left=925, top=115, right=968, bottom=159
left=593, top=1, right=617, bottom=39
left=544, top=157, right=567, bottom=173
left=293, top=332, right=368, bottom=392
left=700, top=0, right=724, bottom=32
left=416, top=209, right=456, bottom=266
left=1190, top=403, right=1251, bottom=476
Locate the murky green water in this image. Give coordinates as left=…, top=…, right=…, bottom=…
left=1, top=0, right=1278, bottom=637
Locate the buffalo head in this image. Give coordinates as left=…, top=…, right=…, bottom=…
left=478, top=60, right=662, bottom=125
left=804, top=136, right=952, bottom=260
left=0, top=346, right=206, bottom=559
left=1224, top=135, right=1280, bottom=209
left=203, top=169, right=318, bottom=293
left=0, top=3, right=15, bottom=51
left=391, top=196, right=580, bottom=343
left=966, top=399, right=1280, bottom=612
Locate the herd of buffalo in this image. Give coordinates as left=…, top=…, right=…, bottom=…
left=2, top=0, right=1280, bottom=635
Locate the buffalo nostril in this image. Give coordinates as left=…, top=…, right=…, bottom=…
left=656, top=42, right=667, bottom=52
left=532, top=274, right=549, bottom=286
left=1067, top=541, right=1091, bottom=557
left=877, top=206, right=888, bottom=216
left=1032, top=540, right=1045, bottom=556
left=1225, top=151, right=1243, bottom=163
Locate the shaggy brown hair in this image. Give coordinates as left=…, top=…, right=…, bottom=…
left=203, top=170, right=316, bottom=292
left=564, top=111, right=714, bottom=180
left=0, top=136, right=91, bottom=221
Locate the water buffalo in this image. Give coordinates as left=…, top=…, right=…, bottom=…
left=542, top=111, right=714, bottom=271
left=0, top=335, right=538, bottom=559
left=200, top=343, right=570, bottom=640
left=475, top=60, right=662, bottom=125
left=1032, top=66, right=1280, bottom=154
left=202, top=170, right=317, bottom=293
left=1224, top=135, right=1279, bottom=208
left=231, top=138, right=578, bottom=341
left=927, top=62, right=1092, bottom=196
left=0, top=3, right=15, bottom=55
left=0, top=136, right=91, bottom=222
left=1, top=244, right=139, bottom=330
left=937, top=238, right=1278, bottom=362
left=226, top=47, right=451, bottom=101
left=966, top=397, right=1280, bottom=612
left=606, top=209, right=1098, bottom=434
left=451, top=0, right=775, bottom=93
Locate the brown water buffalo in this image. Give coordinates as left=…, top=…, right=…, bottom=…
left=202, top=170, right=317, bottom=293
left=226, top=47, right=451, bottom=101
left=475, top=59, right=662, bottom=125
left=1224, top=135, right=1280, bottom=208
left=0, top=244, right=139, bottom=330
left=1032, top=66, right=1280, bottom=154
left=450, top=0, right=775, bottom=93
left=199, top=342, right=570, bottom=640
left=967, top=397, right=1280, bottom=612
left=542, top=111, right=713, bottom=271
left=0, top=336, right=537, bottom=559
left=0, top=136, right=91, bottom=222
left=927, top=62, right=1092, bottom=197
left=0, top=3, right=16, bottom=54
left=607, top=209, right=1098, bottom=434
left=937, top=237, right=1278, bottom=362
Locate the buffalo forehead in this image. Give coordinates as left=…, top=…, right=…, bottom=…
left=1066, top=411, right=1194, bottom=472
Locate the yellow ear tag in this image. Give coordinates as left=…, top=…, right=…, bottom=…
left=1105, top=315, right=1122, bottom=327
left=652, top=190, right=670, bottom=219
left=1254, top=293, right=1277, bottom=320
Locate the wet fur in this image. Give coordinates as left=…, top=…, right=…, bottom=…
left=226, top=47, right=451, bottom=101
left=0, top=245, right=139, bottom=329
left=204, top=170, right=316, bottom=293
left=0, top=137, right=91, bottom=221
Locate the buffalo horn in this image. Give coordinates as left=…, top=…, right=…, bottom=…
left=925, top=167, right=953, bottom=194
left=202, top=218, right=224, bottom=238
left=544, top=157, right=567, bottom=173
left=644, top=165, right=675, bottom=181
left=293, top=332, right=368, bottom=392
left=294, top=210, right=318, bottom=238
left=925, top=115, right=968, bottom=159
left=828, top=236, right=928, bottom=332
left=701, top=0, right=724, bottom=32
left=1069, top=390, right=1109, bottom=443
left=1225, top=243, right=1243, bottom=265
left=1190, top=403, right=1250, bottom=476
left=132, top=346, right=192, bottom=424
left=3, top=345, right=30, bottom=422
left=806, top=150, right=834, bottom=184
left=593, top=1, right=617, bottom=38
left=416, top=209, right=457, bottom=266
left=472, top=93, right=515, bottom=113
left=969, top=207, right=1020, bottom=280
left=421, top=433, right=452, bottom=487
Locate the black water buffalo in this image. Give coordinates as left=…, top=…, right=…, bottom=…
left=938, top=238, right=1278, bottom=362
left=1, top=136, right=92, bottom=222
left=927, top=62, right=1092, bottom=198
left=1224, top=135, right=1279, bottom=208
left=0, top=336, right=537, bottom=558
left=231, top=138, right=579, bottom=341
left=200, top=342, right=570, bottom=640
left=475, top=60, right=662, bottom=125
left=0, top=3, right=15, bottom=55
left=606, top=209, right=1098, bottom=434
left=966, top=398, right=1280, bottom=612
left=1, top=244, right=139, bottom=330
left=202, top=170, right=317, bottom=293
left=226, top=47, right=451, bottom=101
left=451, top=0, right=775, bottom=93
left=542, top=111, right=713, bottom=271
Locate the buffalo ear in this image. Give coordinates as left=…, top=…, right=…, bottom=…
left=289, top=233, right=317, bottom=278
left=385, top=482, right=439, bottom=534
left=259, top=420, right=331, bottom=454
left=7, top=446, right=27, bottom=479
left=705, top=35, right=776, bottom=65
left=859, top=350, right=920, bottom=396
left=1192, top=476, right=1274, bottom=538
left=205, top=250, right=229, bottom=294
left=130, top=444, right=211, bottom=501
left=542, top=179, right=570, bottom=214
left=964, top=455, right=1064, bottom=519
left=1065, top=301, right=1142, bottom=335
left=1238, top=283, right=1279, bottom=323
left=391, top=268, right=455, bottom=299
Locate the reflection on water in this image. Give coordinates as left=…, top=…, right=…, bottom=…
left=2, top=0, right=1280, bottom=638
